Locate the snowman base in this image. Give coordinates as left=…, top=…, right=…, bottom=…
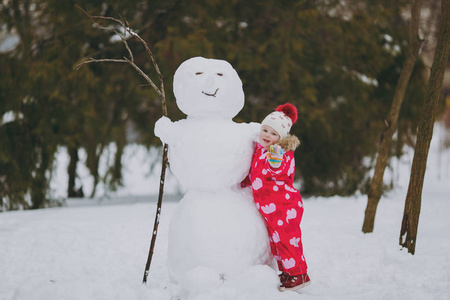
left=167, top=188, right=272, bottom=289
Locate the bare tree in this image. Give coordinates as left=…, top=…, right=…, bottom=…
left=362, top=0, right=424, bottom=233
left=400, top=0, right=450, bottom=254
left=74, top=5, right=169, bottom=283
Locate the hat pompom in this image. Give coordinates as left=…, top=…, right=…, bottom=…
left=276, top=103, right=298, bottom=124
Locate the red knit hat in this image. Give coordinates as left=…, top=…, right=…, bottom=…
left=261, top=103, right=298, bottom=139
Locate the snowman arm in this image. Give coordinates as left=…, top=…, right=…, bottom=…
left=154, top=116, right=174, bottom=145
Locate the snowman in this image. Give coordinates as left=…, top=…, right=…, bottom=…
left=154, top=57, right=272, bottom=291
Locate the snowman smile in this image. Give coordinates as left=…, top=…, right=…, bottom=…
left=202, top=88, right=219, bottom=97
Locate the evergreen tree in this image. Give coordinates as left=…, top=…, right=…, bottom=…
left=0, top=0, right=431, bottom=210
left=148, top=0, right=426, bottom=195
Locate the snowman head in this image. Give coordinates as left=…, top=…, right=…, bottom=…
left=173, top=57, right=244, bottom=119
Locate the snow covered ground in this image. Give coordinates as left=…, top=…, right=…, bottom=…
left=1, top=123, right=449, bottom=300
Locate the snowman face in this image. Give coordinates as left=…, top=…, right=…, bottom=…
left=173, top=57, right=244, bottom=119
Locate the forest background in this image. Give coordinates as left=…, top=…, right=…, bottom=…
left=0, top=0, right=448, bottom=211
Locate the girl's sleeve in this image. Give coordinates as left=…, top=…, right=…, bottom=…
left=240, top=174, right=251, bottom=188
left=286, top=152, right=296, bottom=181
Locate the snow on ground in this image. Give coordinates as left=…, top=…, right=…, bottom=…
left=1, top=123, right=449, bottom=300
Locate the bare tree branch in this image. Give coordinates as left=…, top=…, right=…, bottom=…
left=73, top=57, right=128, bottom=71
left=73, top=4, right=169, bottom=282
left=124, top=57, right=163, bottom=97
left=73, top=5, right=163, bottom=98
left=125, top=27, right=167, bottom=115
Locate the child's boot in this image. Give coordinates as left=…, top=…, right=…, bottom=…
left=279, top=273, right=311, bottom=292
left=278, top=272, right=290, bottom=284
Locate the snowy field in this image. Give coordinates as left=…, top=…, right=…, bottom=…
left=1, top=123, right=449, bottom=300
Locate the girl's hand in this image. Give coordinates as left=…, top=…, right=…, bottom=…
left=268, top=144, right=283, bottom=168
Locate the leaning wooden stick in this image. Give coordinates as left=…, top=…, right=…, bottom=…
left=73, top=5, right=168, bottom=284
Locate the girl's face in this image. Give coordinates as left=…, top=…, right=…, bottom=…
left=259, top=125, right=280, bottom=149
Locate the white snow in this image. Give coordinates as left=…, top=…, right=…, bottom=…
left=2, top=69, right=450, bottom=300
left=1, top=111, right=24, bottom=125
left=1, top=122, right=449, bottom=299
left=0, top=33, right=20, bottom=53
left=49, top=145, right=183, bottom=199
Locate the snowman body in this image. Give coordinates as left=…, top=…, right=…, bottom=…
left=154, top=57, right=271, bottom=285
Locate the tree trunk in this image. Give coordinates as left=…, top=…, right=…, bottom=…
left=110, top=124, right=126, bottom=189
left=362, top=0, right=424, bottom=233
left=67, top=143, right=79, bottom=198
left=31, top=144, right=52, bottom=209
left=89, top=155, right=100, bottom=199
left=400, top=0, right=450, bottom=254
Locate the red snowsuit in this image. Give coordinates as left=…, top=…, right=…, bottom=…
left=245, top=143, right=307, bottom=275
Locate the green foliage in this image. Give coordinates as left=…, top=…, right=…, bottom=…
left=146, top=0, right=425, bottom=196
left=0, top=0, right=429, bottom=210
left=0, top=0, right=149, bottom=208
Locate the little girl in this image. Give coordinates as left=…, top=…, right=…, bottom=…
left=244, top=103, right=310, bottom=292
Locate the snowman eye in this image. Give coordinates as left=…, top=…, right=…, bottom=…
left=195, top=72, right=203, bottom=75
